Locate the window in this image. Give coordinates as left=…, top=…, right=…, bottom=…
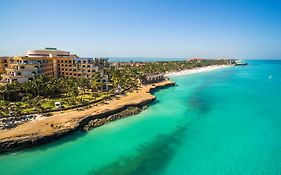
left=28, top=54, right=49, bottom=57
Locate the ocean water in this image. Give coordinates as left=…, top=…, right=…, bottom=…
left=0, top=60, right=281, bottom=175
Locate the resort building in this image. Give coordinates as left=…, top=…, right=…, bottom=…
left=0, top=48, right=109, bottom=83
left=94, top=58, right=110, bottom=68
left=111, top=61, right=147, bottom=67
left=100, top=70, right=109, bottom=91
left=143, top=74, right=165, bottom=84
left=187, top=58, right=204, bottom=63
left=56, top=58, right=100, bottom=79
left=1, top=56, right=54, bottom=83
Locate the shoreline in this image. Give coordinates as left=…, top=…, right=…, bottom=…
left=0, top=81, right=175, bottom=153
left=0, top=64, right=233, bottom=154
left=165, top=65, right=232, bottom=77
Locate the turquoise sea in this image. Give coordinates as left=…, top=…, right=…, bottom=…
left=0, top=60, right=281, bottom=175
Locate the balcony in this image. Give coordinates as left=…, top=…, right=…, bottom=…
left=5, top=68, right=22, bottom=72
left=1, top=74, right=21, bottom=79
left=1, top=73, right=33, bottom=79
left=9, top=62, right=41, bottom=66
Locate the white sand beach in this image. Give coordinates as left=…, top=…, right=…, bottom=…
left=165, top=65, right=232, bottom=77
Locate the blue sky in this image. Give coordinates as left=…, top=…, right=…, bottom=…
left=1, top=0, right=281, bottom=59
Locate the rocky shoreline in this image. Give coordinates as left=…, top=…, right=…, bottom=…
left=0, top=81, right=175, bottom=153
left=83, top=106, right=147, bottom=131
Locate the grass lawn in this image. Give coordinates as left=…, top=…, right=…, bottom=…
left=0, top=91, right=116, bottom=116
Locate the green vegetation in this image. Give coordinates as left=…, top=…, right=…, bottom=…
left=127, top=59, right=231, bottom=75
left=0, top=59, right=232, bottom=117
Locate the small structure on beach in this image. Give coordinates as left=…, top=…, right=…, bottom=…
left=54, top=102, right=62, bottom=109
left=114, top=85, right=123, bottom=94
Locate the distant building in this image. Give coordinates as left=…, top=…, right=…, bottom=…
left=0, top=48, right=110, bottom=83
left=111, top=61, right=147, bottom=67
left=186, top=58, right=204, bottom=63
left=94, top=58, right=110, bottom=69
left=143, top=74, right=165, bottom=84
left=100, top=70, right=109, bottom=91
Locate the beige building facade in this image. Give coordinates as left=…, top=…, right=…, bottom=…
left=0, top=48, right=109, bottom=83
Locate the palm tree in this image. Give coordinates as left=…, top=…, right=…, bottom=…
left=0, top=101, right=10, bottom=117
left=1, top=83, right=12, bottom=101
left=31, top=96, right=45, bottom=114
left=91, top=73, right=102, bottom=94
left=69, top=96, right=78, bottom=108
left=78, top=78, right=90, bottom=102
left=46, top=78, right=59, bottom=98
left=63, top=77, right=78, bottom=98
left=8, top=102, right=22, bottom=118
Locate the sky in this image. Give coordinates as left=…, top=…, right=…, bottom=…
left=0, top=0, right=281, bottom=59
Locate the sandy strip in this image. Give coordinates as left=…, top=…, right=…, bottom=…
left=165, top=65, right=232, bottom=77
left=0, top=81, right=175, bottom=152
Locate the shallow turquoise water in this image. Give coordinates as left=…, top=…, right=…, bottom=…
left=0, top=60, right=281, bottom=175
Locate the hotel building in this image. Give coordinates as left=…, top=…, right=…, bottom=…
left=0, top=48, right=109, bottom=83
